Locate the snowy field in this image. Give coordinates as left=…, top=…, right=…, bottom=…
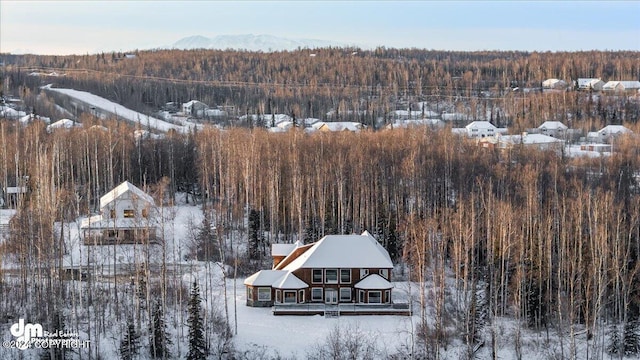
left=41, top=85, right=199, bottom=133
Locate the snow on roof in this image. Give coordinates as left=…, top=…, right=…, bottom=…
left=354, top=274, right=393, bottom=290
left=99, top=181, right=155, bottom=209
left=466, top=121, right=497, bottom=130
left=244, top=270, right=287, bottom=286
left=272, top=272, right=308, bottom=289
left=282, top=233, right=393, bottom=270
left=313, top=121, right=363, bottom=132
left=577, top=78, right=602, bottom=87
left=538, top=121, right=567, bottom=130
left=542, top=79, right=567, bottom=88
left=46, top=119, right=80, bottom=132
left=500, top=134, right=563, bottom=145
left=5, top=186, right=27, bottom=194
left=599, top=125, right=632, bottom=135
left=603, top=81, right=640, bottom=90
left=272, top=243, right=297, bottom=257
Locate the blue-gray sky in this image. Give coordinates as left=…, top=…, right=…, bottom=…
left=1, top=1, right=639, bottom=55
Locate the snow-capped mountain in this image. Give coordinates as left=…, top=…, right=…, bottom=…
left=168, top=34, right=347, bottom=52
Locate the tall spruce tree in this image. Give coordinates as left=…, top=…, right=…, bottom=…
left=149, top=301, right=171, bottom=359
left=187, top=281, right=207, bottom=360
left=248, top=209, right=261, bottom=260
left=119, top=316, right=140, bottom=360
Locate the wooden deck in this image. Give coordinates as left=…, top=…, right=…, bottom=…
left=272, top=302, right=411, bottom=316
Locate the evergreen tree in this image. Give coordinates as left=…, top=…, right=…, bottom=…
left=623, top=320, right=640, bottom=356
left=39, top=310, right=69, bottom=360
left=119, top=316, right=140, bottom=360
left=607, top=323, right=622, bottom=355
left=187, top=281, right=207, bottom=360
left=193, top=216, right=219, bottom=261
left=248, top=209, right=261, bottom=260
left=149, top=301, right=172, bottom=359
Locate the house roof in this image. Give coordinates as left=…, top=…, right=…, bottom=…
left=272, top=243, right=297, bottom=257
left=313, top=121, right=363, bottom=132
left=598, top=125, right=632, bottom=135
left=577, top=78, right=602, bottom=87
left=99, top=181, right=155, bottom=209
left=538, top=121, right=568, bottom=130
left=466, top=121, right=497, bottom=130
left=387, top=119, right=443, bottom=129
left=272, top=272, right=308, bottom=289
left=500, top=134, right=563, bottom=145
left=354, top=274, right=393, bottom=289
left=282, top=231, right=393, bottom=270
left=542, top=79, right=567, bottom=88
left=46, top=119, right=80, bottom=132
left=603, top=81, right=640, bottom=90
left=243, top=270, right=287, bottom=286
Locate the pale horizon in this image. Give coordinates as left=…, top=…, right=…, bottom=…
left=1, top=0, right=639, bottom=55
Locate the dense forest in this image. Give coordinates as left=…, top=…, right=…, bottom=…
left=1, top=48, right=640, bottom=358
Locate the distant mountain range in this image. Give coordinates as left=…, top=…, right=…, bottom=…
left=167, top=34, right=349, bottom=52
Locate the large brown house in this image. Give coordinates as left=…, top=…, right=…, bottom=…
left=244, top=231, right=410, bottom=315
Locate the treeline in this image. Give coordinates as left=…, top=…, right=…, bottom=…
left=3, top=49, right=640, bottom=128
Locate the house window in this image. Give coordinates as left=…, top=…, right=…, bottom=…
left=312, top=269, right=323, bottom=284
left=283, top=291, right=297, bottom=304
left=325, top=269, right=338, bottom=283
left=247, top=287, right=254, bottom=300
left=110, top=209, right=116, bottom=219
left=359, top=290, right=365, bottom=303
left=369, top=291, right=382, bottom=304
left=311, top=288, right=323, bottom=302
left=123, top=209, right=135, bottom=218
left=360, top=269, right=369, bottom=279
left=385, top=290, right=391, bottom=303
left=340, top=269, right=351, bottom=283
left=340, top=288, right=351, bottom=302
left=257, top=287, right=271, bottom=301
left=275, top=290, right=281, bottom=303
left=379, top=269, right=389, bottom=280
left=298, top=290, right=305, bottom=303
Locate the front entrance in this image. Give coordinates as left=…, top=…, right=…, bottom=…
left=325, top=289, right=338, bottom=304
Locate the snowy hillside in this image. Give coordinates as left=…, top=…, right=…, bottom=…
left=42, top=85, right=199, bottom=133
left=169, top=34, right=346, bottom=52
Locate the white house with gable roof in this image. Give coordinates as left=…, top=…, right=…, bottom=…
left=244, top=231, right=409, bottom=315
left=452, top=121, right=508, bottom=138
left=81, top=181, right=157, bottom=245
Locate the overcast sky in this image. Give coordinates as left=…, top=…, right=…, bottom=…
left=1, top=1, right=639, bottom=55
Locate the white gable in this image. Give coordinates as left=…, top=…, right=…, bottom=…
left=272, top=272, right=308, bottom=289
left=99, top=181, right=154, bottom=209
left=538, top=121, right=567, bottom=130
left=354, top=274, right=393, bottom=289
left=244, top=270, right=287, bottom=286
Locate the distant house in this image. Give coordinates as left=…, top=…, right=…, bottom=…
left=244, top=231, right=409, bottom=315
left=587, top=125, right=633, bottom=143
left=542, top=79, right=568, bottom=90
left=497, top=133, right=565, bottom=152
left=182, top=100, right=209, bottom=117
left=602, top=81, right=640, bottom=92
left=576, top=78, right=604, bottom=91
left=81, top=181, right=157, bottom=245
left=452, top=121, right=508, bottom=138
left=313, top=121, right=364, bottom=132
left=537, top=121, right=568, bottom=138
left=46, top=119, right=81, bottom=132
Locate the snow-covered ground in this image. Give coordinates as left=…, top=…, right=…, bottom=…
left=0, top=197, right=632, bottom=359
left=41, top=85, right=199, bottom=133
